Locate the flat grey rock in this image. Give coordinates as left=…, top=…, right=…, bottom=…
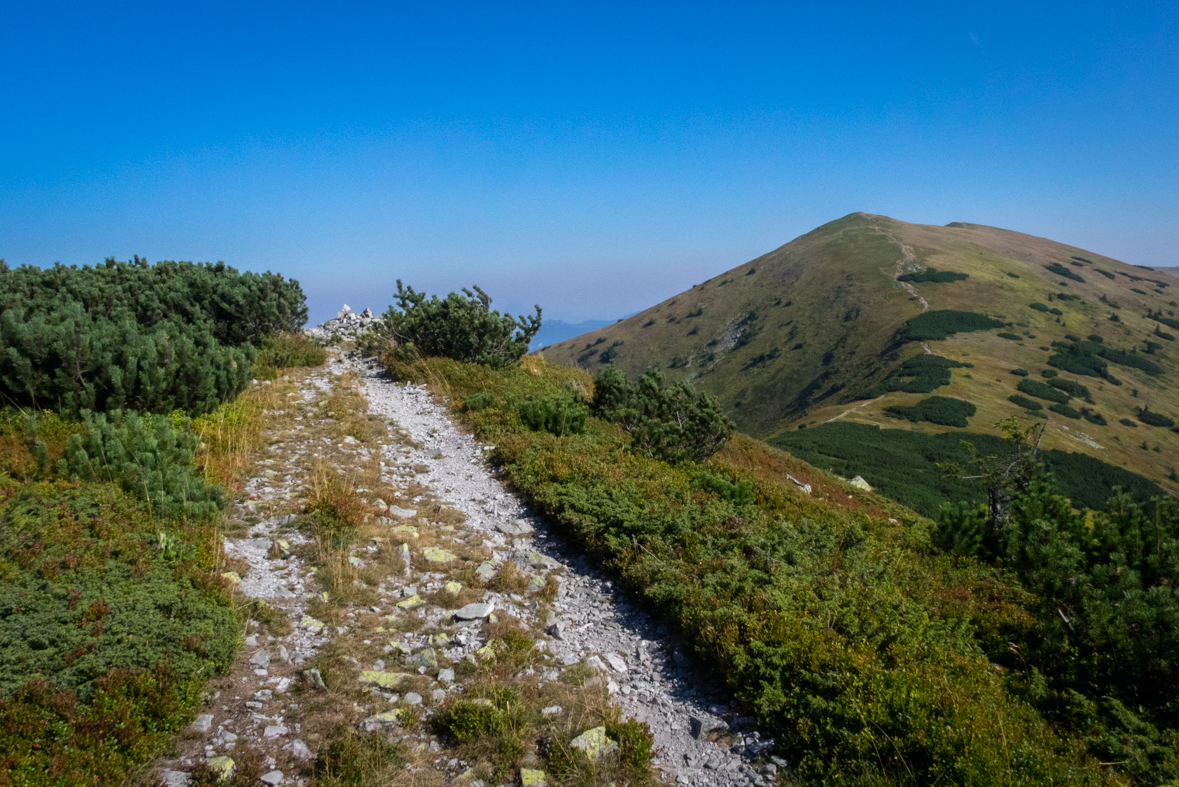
left=260, top=771, right=284, bottom=786
left=454, top=602, right=494, bottom=620
left=250, top=649, right=271, bottom=668
left=389, top=506, right=416, bottom=518
left=191, top=713, right=213, bottom=733
left=159, top=769, right=190, bottom=787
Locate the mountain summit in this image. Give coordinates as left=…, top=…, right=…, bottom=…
left=538, top=213, right=1178, bottom=495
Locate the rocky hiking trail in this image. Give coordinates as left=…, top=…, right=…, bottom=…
left=154, top=349, right=779, bottom=787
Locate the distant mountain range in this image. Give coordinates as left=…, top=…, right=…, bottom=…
left=529, top=319, right=614, bottom=351
left=538, top=213, right=1179, bottom=501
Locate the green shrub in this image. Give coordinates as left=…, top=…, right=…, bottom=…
left=884, top=395, right=976, bottom=427
left=1137, top=408, right=1176, bottom=428
left=40, top=410, right=227, bottom=520
left=1009, top=394, right=1043, bottom=411
left=374, top=281, right=540, bottom=369
left=254, top=332, right=326, bottom=369
left=518, top=393, right=589, bottom=436
left=871, top=355, right=969, bottom=396
left=898, top=310, right=1004, bottom=342
left=1041, top=369, right=1058, bottom=377
left=1046, top=262, right=1085, bottom=282
left=690, top=470, right=755, bottom=504
left=1011, top=368, right=1030, bottom=376
left=592, top=367, right=734, bottom=463
left=0, top=258, right=304, bottom=416
left=1082, top=410, right=1107, bottom=425
left=1030, top=302, right=1051, bottom=312
left=1049, top=402, right=1082, bottom=419
left=997, top=332, right=1022, bottom=340
left=897, top=268, right=969, bottom=283
left=461, top=391, right=499, bottom=412
left=938, top=473, right=1179, bottom=786
left=1017, top=379, right=1071, bottom=405
left=1147, top=309, right=1179, bottom=331
left=1049, top=337, right=1163, bottom=380
left=1048, top=377, right=1092, bottom=402
left=1121, top=418, right=1139, bottom=427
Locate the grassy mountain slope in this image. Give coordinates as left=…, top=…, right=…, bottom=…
left=538, top=213, right=1179, bottom=497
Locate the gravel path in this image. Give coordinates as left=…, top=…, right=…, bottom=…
left=154, top=348, right=780, bottom=787
left=356, top=356, right=779, bottom=786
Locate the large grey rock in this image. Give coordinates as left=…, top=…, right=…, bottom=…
left=260, top=771, right=284, bottom=786
left=495, top=519, right=533, bottom=537
left=250, top=649, right=271, bottom=669
left=191, top=713, right=214, bottom=733
left=289, top=739, right=313, bottom=760
left=454, top=602, right=494, bottom=620
left=389, top=506, right=417, bottom=519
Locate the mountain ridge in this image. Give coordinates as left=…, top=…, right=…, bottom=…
left=538, top=213, right=1179, bottom=496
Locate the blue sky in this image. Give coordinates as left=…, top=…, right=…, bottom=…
left=2, top=1, right=1177, bottom=325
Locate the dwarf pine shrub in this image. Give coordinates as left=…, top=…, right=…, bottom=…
left=518, top=393, right=589, bottom=436
left=592, top=366, right=734, bottom=463
left=29, top=409, right=227, bottom=520
left=0, top=257, right=306, bottom=415
left=373, top=281, right=541, bottom=369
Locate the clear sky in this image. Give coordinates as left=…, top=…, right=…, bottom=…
left=2, top=1, right=1177, bottom=325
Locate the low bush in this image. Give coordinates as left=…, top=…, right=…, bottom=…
left=1048, top=377, right=1092, bottom=402
left=1138, top=408, right=1176, bottom=428
left=0, top=258, right=304, bottom=416
left=34, top=410, right=227, bottom=520
left=897, top=268, right=969, bottom=283
left=374, top=281, right=540, bottom=369
left=518, top=393, right=589, bottom=436
left=868, top=355, right=968, bottom=396
left=1121, top=418, right=1139, bottom=428
left=0, top=479, right=237, bottom=786
left=690, top=469, right=755, bottom=504
left=997, top=331, right=1022, bottom=340
left=938, top=469, right=1179, bottom=786
left=1017, top=379, right=1071, bottom=405
left=592, top=367, right=734, bottom=463
left=462, top=391, right=499, bottom=412
left=1030, top=302, right=1051, bottom=312
left=897, top=310, right=1004, bottom=342
left=1011, top=368, right=1030, bottom=376
left=884, top=395, right=976, bottom=427
left=1046, top=262, right=1085, bottom=282
left=1049, top=402, right=1082, bottom=419
left=1082, top=410, right=1107, bottom=425
left=1009, top=394, right=1043, bottom=411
